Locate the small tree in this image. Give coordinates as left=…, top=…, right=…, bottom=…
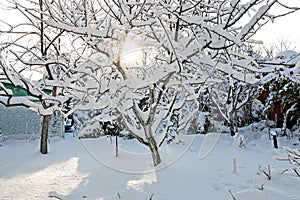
left=1, top=0, right=73, bottom=153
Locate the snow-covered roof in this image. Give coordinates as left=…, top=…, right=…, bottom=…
left=274, top=50, right=300, bottom=67
left=275, top=50, right=298, bottom=59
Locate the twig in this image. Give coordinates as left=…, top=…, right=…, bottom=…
left=258, top=184, right=264, bottom=191
left=228, top=190, right=237, bottom=200
left=293, top=168, right=300, bottom=177
left=262, top=164, right=271, bottom=180
left=149, top=193, right=154, bottom=200
left=276, top=157, right=289, bottom=161
left=48, top=195, right=63, bottom=200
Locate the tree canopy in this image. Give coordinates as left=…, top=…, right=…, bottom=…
left=0, top=0, right=299, bottom=165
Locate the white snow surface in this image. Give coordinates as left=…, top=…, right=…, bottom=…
left=1, top=132, right=300, bottom=200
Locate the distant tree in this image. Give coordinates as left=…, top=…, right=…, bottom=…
left=256, top=37, right=297, bottom=58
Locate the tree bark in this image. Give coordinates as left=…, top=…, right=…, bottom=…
left=40, top=114, right=51, bottom=154
left=145, top=124, right=161, bottom=166
left=230, top=124, right=235, bottom=136
left=132, top=99, right=162, bottom=166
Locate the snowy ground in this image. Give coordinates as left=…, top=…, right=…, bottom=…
left=0, top=132, right=300, bottom=200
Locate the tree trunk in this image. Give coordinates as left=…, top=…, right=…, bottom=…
left=39, top=0, right=50, bottom=155
left=145, top=125, right=161, bottom=166
left=230, top=124, right=235, bottom=136
left=40, top=114, right=51, bottom=154
left=228, top=117, right=235, bottom=136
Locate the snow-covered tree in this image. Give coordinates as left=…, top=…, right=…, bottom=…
left=211, top=76, right=257, bottom=136
left=256, top=37, right=297, bottom=58
left=0, top=0, right=73, bottom=153
left=256, top=50, right=300, bottom=135
left=1, top=0, right=299, bottom=165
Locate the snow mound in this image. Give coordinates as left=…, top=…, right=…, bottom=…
left=233, top=189, right=269, bottom=200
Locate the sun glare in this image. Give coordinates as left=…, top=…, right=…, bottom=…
left=120, top=39, right=142, bottom=66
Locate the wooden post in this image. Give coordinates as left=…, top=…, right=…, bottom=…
left=271, top=131, right=278, bottom=149
left=115, top=135, right=118, bottom=157
left=233, top=158, right=237, bottom=174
